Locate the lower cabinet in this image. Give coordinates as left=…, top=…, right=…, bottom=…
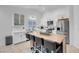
left=13, top=32, right=26, bottom=44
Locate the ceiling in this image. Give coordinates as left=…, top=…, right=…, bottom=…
left=11, top=5, right=69, bottom=12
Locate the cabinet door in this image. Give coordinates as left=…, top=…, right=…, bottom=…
left=13, top=32, right=26, bottom=44
left=20, top=15, right=24, bottom=25
left=20, top=32, right=26, bottom=41
left=14, top=13, right=19, bottom=25
left=13, top=33, right=21, bottom=44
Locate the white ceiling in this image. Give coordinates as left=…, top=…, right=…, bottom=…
left=11, top=5, right=69, bottom=12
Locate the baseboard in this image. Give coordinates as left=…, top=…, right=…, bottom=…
left=26, top=39, right=30, bottom=41
left=14, top=40, right=30, bottom=45
left=14, top=41, right=26, bottom=45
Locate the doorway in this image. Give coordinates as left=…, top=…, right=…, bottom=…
left=58, top=18, right=70, bottom=44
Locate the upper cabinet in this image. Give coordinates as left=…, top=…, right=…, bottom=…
left=14, top=13, right=24, bottom=26
left=20, top=15, right=24, bottom=25
left=14, top=13, right=19, bottom=25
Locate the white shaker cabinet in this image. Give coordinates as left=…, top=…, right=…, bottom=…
left=12, top=13, right=26, bottom=44
left=13, top=31, right=26, bottom=44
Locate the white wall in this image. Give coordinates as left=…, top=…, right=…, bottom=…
left=0, top=6, right=43, bottom=46
left=71, top=6, right=79, bottom=48
left=41, top=7, right=70, bottom=24
left=69, top=6, right=74, bottom=46
left=0, top=6, right=12, bottom=46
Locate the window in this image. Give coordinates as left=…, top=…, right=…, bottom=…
left=27, top=16, right=37, bottom=32
left=14, top=13, right=24, bottom=25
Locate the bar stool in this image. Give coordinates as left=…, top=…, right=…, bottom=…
left=30, top=36, right=44, bottom=53
left=30, top=35, right=48, bottom=53
left=30, top=35, right=37, bottom=53
left=30, top=35, right=36, bottom=46
left=26, top=33, right=30, bottom=41
left=40, top=38, right=49, bottom=53
left=35, top=37, right=46, bottom=53
left=34, top=37, right=41, bottom=52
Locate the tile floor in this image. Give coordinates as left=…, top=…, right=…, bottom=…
left=0, top=41, right=79, bottom=53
